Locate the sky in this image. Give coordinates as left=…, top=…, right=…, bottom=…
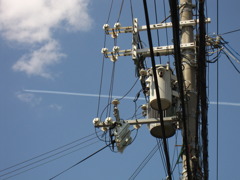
left=0, top=0, right=240, bottom=180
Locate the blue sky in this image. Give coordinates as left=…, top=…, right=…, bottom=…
left=1, top=0, right=240, bottom=180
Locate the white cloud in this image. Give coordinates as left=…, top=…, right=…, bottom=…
left=0, top=0, right=93, bottom=78
left=0, top=0, right=92, bottom=43
left=49, top=104, right=63, bottom=111
left=16, top=92, right=42, bottom=106
left=12, top=40, right=65, bottom=78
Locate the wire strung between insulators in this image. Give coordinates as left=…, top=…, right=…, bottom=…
left=49, top=142, right=113, bottom=180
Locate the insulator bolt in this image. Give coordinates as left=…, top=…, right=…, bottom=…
left=141, top=104, right=147, bottom=110
left=112, top=99, right=120, bottom=106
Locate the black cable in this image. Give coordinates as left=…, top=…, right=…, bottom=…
left=0, top=131, right=100, bottom=174
left=117, top=0, right=125, bottom=22
left=171, top=132, right=181, bottom=174
left=0, top=136, right=98, bottom=178
left=168, top=0, right=192, bottom=179
left=118, top=78, right=139, bottom=101
left=199, top=1, right=209, bottom=179
left=128, top=144, right=158, bottom=180
left=49, top=142, right=112, bottom=180
left=95, top=127, right=107, bottom=142
left=97, top=0, right=114, bottom=117
left=163, top=0, right=171, bottom=63
left=99, top=78, right=140, bottom=121
left=106, top=62, right=116, bottom=117
left=153, top=0, right=162, bottom=64
left=224, top=43, right=240, bottom=58
left=106, top=0, right=114, bottom=24
left=142, top=1, right=172, bottom=179
left=171, top=133, right=178, bottom=173
left=223, top=51, right=240, bottom=74
left=97, top=49, right=106, bottom=117
left=2, top=141, right=99, bottom=180
left=206, top=51, right=222, bottom=63
left=156, top=139, right=167, bottom=176
left=129, top=0, right=134, bottom=21
left=216, top=0, right=219, bottom=179
left=220, top=28, right=240, bottom=36
left=222, top=44, right=240, bottom=63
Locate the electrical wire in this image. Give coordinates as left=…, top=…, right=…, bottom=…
left=222, top=50, right=240, bottom=74
left=163, top=0, right=171, bottom=63
left=106, top=62, right=116, bottom=117
left=49, top=142, right=112, bottom=180
left=128, top=144, right=159, bottom=180
left=129, top=0, right=134, bottom=21
left=97, top=0, right=114, bottom=117
left=97, top=50, right=106, bottom=117
left=118, top=78, right=139, bottom=101
left=2, top=141, right=99, bottom=180
left=156, top=139, right=167, bottom=176
left=0, top=136, right=99, bottom=178
left=216, top=0, right=219, bottom=179
left=142, top=1, right=172, bottom=179
left=222, top=45, right=240, bottom=64
left=171, top=132, right=178, bottom=173
left=168, top=0, right=192, bottom=179
left=106, top=0, right=114, bottom=24
left=153, top=0, right=162, bottom=64
left=99, top=78, right=141, bottom=122
left=198, top=1, right=209, bottom=178
left=220, top=28, right=240, bottom=36
left=224, top=42, right=240, bottom=58
left=117, top=0, right=125, bottom=22
left=0, top=131, right=100, bottom=174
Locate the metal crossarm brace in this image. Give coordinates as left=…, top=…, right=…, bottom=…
left=102, top=42, right=195, bottom=61
left=94, top=116, right=179, bottom=128
left=103, top=18, right=211, bottom=36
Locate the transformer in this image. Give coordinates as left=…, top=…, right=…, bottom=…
left=146, top=64, right=179, bottom=138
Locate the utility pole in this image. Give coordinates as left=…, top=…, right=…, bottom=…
left=94, top=1, right=210, bottom=179
left=180, top=0, right=200, bottom=179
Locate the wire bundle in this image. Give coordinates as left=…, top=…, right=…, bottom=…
left=0, top=132, right=101, bottom=180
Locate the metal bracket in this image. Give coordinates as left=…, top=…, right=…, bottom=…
left=102, top=43, right=196, bottom=61
left=93, top=116, right=179, bottom=128
left=103, top=18, right=211, bottom=37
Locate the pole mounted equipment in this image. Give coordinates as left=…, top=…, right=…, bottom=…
left=94, top=0, right=214, bottom=179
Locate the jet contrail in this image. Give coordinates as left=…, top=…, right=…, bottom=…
left=24, top=89, right=145, bottom=100
left=209, top=101, right=240, bottom=107
left=24, top=89, right=240, bottom=107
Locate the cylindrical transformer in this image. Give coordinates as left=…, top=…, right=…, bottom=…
left=147, top=65, right=172, bottom=110
left=147, top=106, right=176, bottom=138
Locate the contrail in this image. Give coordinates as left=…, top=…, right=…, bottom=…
left=24, top=89, right=144, bottom=100
left=209, top=101, right=240, bottom=107
left=24, top=89, right=240, bottom=107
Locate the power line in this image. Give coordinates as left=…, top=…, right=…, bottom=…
left=142, top=1, right=172, bottom=179
left=117, top=0, right=125, bottom=22
left=222, top=51, right=240, bottom=74
left=168, top=0, right=192, bottom=179
left=198, top=1, right=209, bottom=178
left=220, top=28, right=240, bottom=36
left=105, top=0, right=114, bottom=24
left=216, top=0, right=219, bottom=179
left=153, top=0, right=162, bottom=64
left=0, top=131, right=100, bottom=174
left=156, top=139, right=167, bottom=176
left=97, top=0, right=115, bottom=117
left=0, top=136, right=99, bottom=178
left=49, top=142, right=112, bottom=180
left=2, top=141, right=99, bottom=180
left=128, top=144, right=158, bottom=180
